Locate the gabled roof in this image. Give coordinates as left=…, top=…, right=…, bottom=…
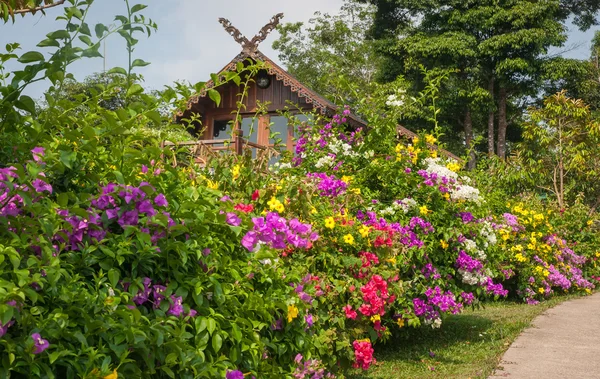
left=176, top=49, right=367, bottom=128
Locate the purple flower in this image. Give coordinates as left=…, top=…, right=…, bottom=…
left=118, top=210, right=139, bottom=227
left=226, top=370, right=244, bottom=379
left=167, top=295, right=184, bottom=317
left=154, top=194, right=168, bottom=207
left=31, top=147, right=45, bottom=162
left=136, top=200, right=156, bottom=216
left=0, top=320, right=14, bottom=338
left=226, top=212, right=241, bottom=226
left=305, top=314, right=314, bottom=328
left=32, top=179, right=52, bottom=193
left=141, top=165, right=149, bottom=174
left=31, top=333, right=49, bottom=354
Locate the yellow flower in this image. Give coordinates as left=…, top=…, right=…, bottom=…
left=538, top=287, right=545, bottom=294
left=446, top=161, right=461, bottom=172
left=268, top=197, right=283, bottom=211
left=395, top=143, right=404, bottom=153
left=386, top=256, right=397, bottom=265
left=586, top=288, right=592, bottom=294
left=587, top=220, right=594, bottom=226
left=310, top=207, right=317, bottom=214
left=534, top=213, right=544, bottom=221
left=397, top=318, right=405, bottom=328
left=325, top=216, right=335, bottom=229
left=430, top=149, right=438, bottom=158
left=343, top=234, right=355, bottom=245
left=370, top=314, right=381, bottom=323
left=341, top=175, right=353, bottom=184
left=359, top=225, right=371, bottom=238
left=413, top=137, right=420, bottom=144
left=440, top=240, right=448, bottom=249
left=514, top=253, right=527, bottom=263
left=407, top=145, right=414, bottom=153
left=419, top=205, right=429, bottom=215
left=287, top=304, right=299, bottom=322
left=425, top=134, right=437, bottom=144
left=351, top=188, right=361, bottom=195
left=103, top=369, right=118, bottom=379
left=206, top=180, right=218, bottom=190
left=232, top=165, right=240, bottom=179
left=443, top=193, right=450, bottom=200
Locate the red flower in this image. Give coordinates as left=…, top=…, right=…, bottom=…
left=234, top=203, right=254, bottom=213
left=251, top=190, right=260, bottom=201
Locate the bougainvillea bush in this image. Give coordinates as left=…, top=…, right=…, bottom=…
left=1, top=2, right=599, bottom=378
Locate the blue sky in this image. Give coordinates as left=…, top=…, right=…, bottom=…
left=0, top=0, right=597, bottom=99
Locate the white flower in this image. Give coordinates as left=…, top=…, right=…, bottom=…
left=394, top=198, right=417, bottom=213
left=432, top=318, right=442, bottom=329
left=315, top=155, right=335, bottom=168
left=450, top=184, right=482, bottom=203
left=424, top=158, right=459, bottom=181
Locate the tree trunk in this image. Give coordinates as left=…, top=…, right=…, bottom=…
left=487, top=78, right=495, bottom=156
left=497, top=85, right=507, bottom=159
left=464, top=107, right=476, bottom=170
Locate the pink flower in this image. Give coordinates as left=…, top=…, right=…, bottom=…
left=352, top=340, right=375, bottom=370
left=343, top=304, right=357, bottom=320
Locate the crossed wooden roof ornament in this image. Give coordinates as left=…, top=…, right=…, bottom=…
left=218, top=13, right=284, bottom=54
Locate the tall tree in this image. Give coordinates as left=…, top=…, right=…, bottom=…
left=360, top=0, right=600, bottom=159
left=272, top=1, right=380, bottom=105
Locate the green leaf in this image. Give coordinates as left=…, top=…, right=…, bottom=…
left=37, top=39, right=60, bottom=48
left=57, top=192, right=69, bottom=207
left=206, top=318, right=216, bottom=335
left=107, top=67, right=127, bottom=76
left=15, top=95, right=36, bottom=114
left=47, top=30, right=71, bottom=40
left=80, top=23, right=92, bottom=36
left=208, top=89, right=221, bottom=107
left=78, top=35, right=93, bottom=46
left=126, top=84, right=144, bottom=98
left=131, top=59, right=150, bottom=68
left=108, top=269, right=119, bottom=287
left=212, top=333, right=223, bottom=353
left=17, top=51, right=44, bottom=63
left=145, top=110, right=161, bottom=125
left=95, top=23, right=107, bottom=38
left=59, top=151, right=77, bottom=169
left=131, top=4, right=148, bottom=14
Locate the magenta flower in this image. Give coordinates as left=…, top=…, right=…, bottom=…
left=226, top=212, right=241, bottom=227
left=154, top=194, right=168, bottom=207
left=141, top=165, right=149, bottom=174
left=167, top=295, right=184, bottom=317
left=226, top=370, right=244, bottom=379
left=32, top=179, right=52, bottom=193
left=118, top=210, right=139, bottom=227
left=31, top=333, right=49, bottom=354
left=31, top=147, right=45, bottom=162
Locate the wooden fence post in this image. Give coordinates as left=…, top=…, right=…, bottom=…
left=235, top=130, right=244, bottom=156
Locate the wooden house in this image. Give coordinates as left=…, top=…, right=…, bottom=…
left=173, top=13, right=461, bottom=163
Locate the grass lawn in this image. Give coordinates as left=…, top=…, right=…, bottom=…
left=347, top=295, right=583, bottom=379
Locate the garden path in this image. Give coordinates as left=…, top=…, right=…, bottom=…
left=489, top=292, right=600, bottom=379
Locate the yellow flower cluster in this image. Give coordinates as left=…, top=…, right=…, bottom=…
left=446, top=161, right=461, bottom=172
left=514, top=253, right=528, bottom=263
left=440, top=240, right=449, bottom=249
left=232, top=165, right=240, bottom=179
left=287, top=304, right=299, bottom=322
left=370, top=314, right=381, bottom=323
left=425, top=134, right=437, bottom=144
left=534, top=266, right=550, bottom=277
left=268, top=197, right=285, bottom=213
left=419, top=205, right=430, bottom=215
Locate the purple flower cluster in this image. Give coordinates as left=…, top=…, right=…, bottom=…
left=458, top=212, right=474, bottom=223
left=241, top=213, right=318, bottom=251
left=417, top=170, right=456, bottom=186
left=422, top=263, right=441, bottom=280
left=455, top=251, right=483, bottom=273
left=409, top=217, right=434, bottom=234
left=306, top=172, right=348, bottom=197
left=414, top=287, right=462, bottom=321
left=130, top=277, right=196, bottom=317
left=460, top=292, right=475, bottom=305
left=292, top=354, right=335, bottom=379
left=55, top=183, right=174, bottom=251
left=484, top=278, right=508, bottom=297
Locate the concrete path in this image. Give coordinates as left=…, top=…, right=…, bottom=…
left=490, top=292, right=600, bottom=379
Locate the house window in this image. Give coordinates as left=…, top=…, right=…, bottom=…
left=269, top=116, right=289, bottom=146
left=213, top=119, right=232, bottom=139
left=240, top=117, right=258, bottom=143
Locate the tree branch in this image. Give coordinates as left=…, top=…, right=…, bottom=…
left=13, top=0, right=66, bottom=15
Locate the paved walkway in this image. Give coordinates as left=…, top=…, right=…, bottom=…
left=490, top=292, right=600, bottom=379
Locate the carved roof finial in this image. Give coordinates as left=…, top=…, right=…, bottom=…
left=219, top=13, right=284, bottom=54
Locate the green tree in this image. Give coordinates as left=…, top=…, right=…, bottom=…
left=360, top=0, right=600, bottom=159
left=520, top=91, right=600, bottom=208
left=272, top=1, right=380, bottom=105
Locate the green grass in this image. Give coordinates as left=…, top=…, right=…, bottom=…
left=347, top=295, right=584, bottom=379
